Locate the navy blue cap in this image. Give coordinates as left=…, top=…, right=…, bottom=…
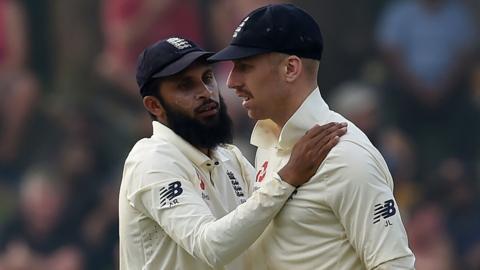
left=136, top=37, right=213, bottom=96
left=209, top=4, right=323, bottom=61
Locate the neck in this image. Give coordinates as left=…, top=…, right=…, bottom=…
left=272, top=84, right=317, bottom=129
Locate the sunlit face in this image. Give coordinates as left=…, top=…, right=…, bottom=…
left=227, top=53, right=285, bottom=120
left=160, top=62, right=221, bottom=126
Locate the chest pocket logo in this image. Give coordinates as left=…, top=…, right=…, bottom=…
left=256, top=161, right=269, bottom=182
left=196, top=171, right=206, bottom=190
left=196, top=170, right=210, bottom=201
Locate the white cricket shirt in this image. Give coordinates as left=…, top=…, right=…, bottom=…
left=251, top=89, right=415, bottom=270
left=119, top=121, right=294, bottom=270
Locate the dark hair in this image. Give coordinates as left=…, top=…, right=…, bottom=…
left=141, top=78, right=164, bottom=120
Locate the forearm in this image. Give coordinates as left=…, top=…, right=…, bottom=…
left=144, top=174, right=294, bottom=267
left=191, top=175, right=293, bottom=266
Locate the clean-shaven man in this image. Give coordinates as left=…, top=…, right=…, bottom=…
left=210, top=4, right=415, bottom=269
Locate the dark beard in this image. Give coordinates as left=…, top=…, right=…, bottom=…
left=163, top=96, right=233, bottom=149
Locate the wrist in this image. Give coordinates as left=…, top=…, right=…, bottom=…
left=277, top=167, right=297, bottom=187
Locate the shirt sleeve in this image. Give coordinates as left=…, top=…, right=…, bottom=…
left=127, top=154, right=295, bottom=268
left=323, top=141, right=415, bottom=269
left=373, top=256, right=416, bottom=270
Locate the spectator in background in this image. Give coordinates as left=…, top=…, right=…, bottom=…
left=81, top=181, right=119, bottom=270
left=406, top=202, right=457, bottom=270
left=376, top=0, right=477, bottom=171
left=0, top=166, right=85, bottom=270
left=329, top=81, right=381, bottom=145
left=377, top=128, right=419, bottom=214
left=471, top=61, right=480, bottom=109
left=46, top=108, right=119, bottom=269
left=429, top=158, right=480, bottom=269
left=467, top=59, right=480, bottom=163
left=96, top=0, right=203, bottom=98
left=94, top=0, right=206, bottom=154
left=0, top=0, right=39, bottom=182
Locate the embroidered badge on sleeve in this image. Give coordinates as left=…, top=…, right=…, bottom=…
left=159, top=181, right=183, bottom=208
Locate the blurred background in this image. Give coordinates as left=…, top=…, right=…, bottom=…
left=0, top=0, right=479, bottom=269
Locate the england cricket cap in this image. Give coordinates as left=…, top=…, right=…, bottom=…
left=136, top=37, right=213, bottom=96
left=208, top=4, right=323, bottom=61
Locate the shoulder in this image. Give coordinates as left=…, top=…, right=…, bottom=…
left=323, top=139, right=373, bottom=173
left=320, top=132, right=391, bottom=189
left=321, top=118, right=377, bottom=170
left=316, top=140, right=394, bottom=208
left=125, top=137, right=194, bottom=179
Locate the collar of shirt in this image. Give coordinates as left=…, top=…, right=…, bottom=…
left=251, top=88, right=330, bottom=150
left=151, top=121, right=229, bottom=171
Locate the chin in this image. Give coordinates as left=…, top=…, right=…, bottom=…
left=247, top=110, right=263, bottom=120
left=201, top=115, right=220, bottom=126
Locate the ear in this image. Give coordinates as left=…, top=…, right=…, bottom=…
left=143, top=96, right=167, bottom=123
left=284, top=55, right=302, bottom=83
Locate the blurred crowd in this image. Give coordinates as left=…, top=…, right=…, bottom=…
left=0, top=0, right=479, bottom=269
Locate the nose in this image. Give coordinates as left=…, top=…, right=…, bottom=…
left=195, top=84, right=214, bottom=100
left=227, top=69, right=241, bottom=90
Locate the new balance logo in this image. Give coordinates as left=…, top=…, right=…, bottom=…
left=233, top=16, right=249, bottom=38
left=166, top=37, right=192, bottom=50
left=373, top=199, right=397, bottom=224
left=159, top=181, right=183, bottom=207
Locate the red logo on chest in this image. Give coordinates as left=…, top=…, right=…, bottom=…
left=256, top=161, right=269, bottom=182
left=196, top=171, right=206, bottom=190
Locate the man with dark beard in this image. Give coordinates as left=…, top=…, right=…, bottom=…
left=118, top=37, right=347, bottom=270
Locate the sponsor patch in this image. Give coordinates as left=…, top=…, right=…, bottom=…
left=373, top=199, right=397, bottom=226
left=158, top=181, right=183, bottom=208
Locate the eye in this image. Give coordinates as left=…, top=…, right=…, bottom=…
left=203, top=71, right=215, bottom=84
